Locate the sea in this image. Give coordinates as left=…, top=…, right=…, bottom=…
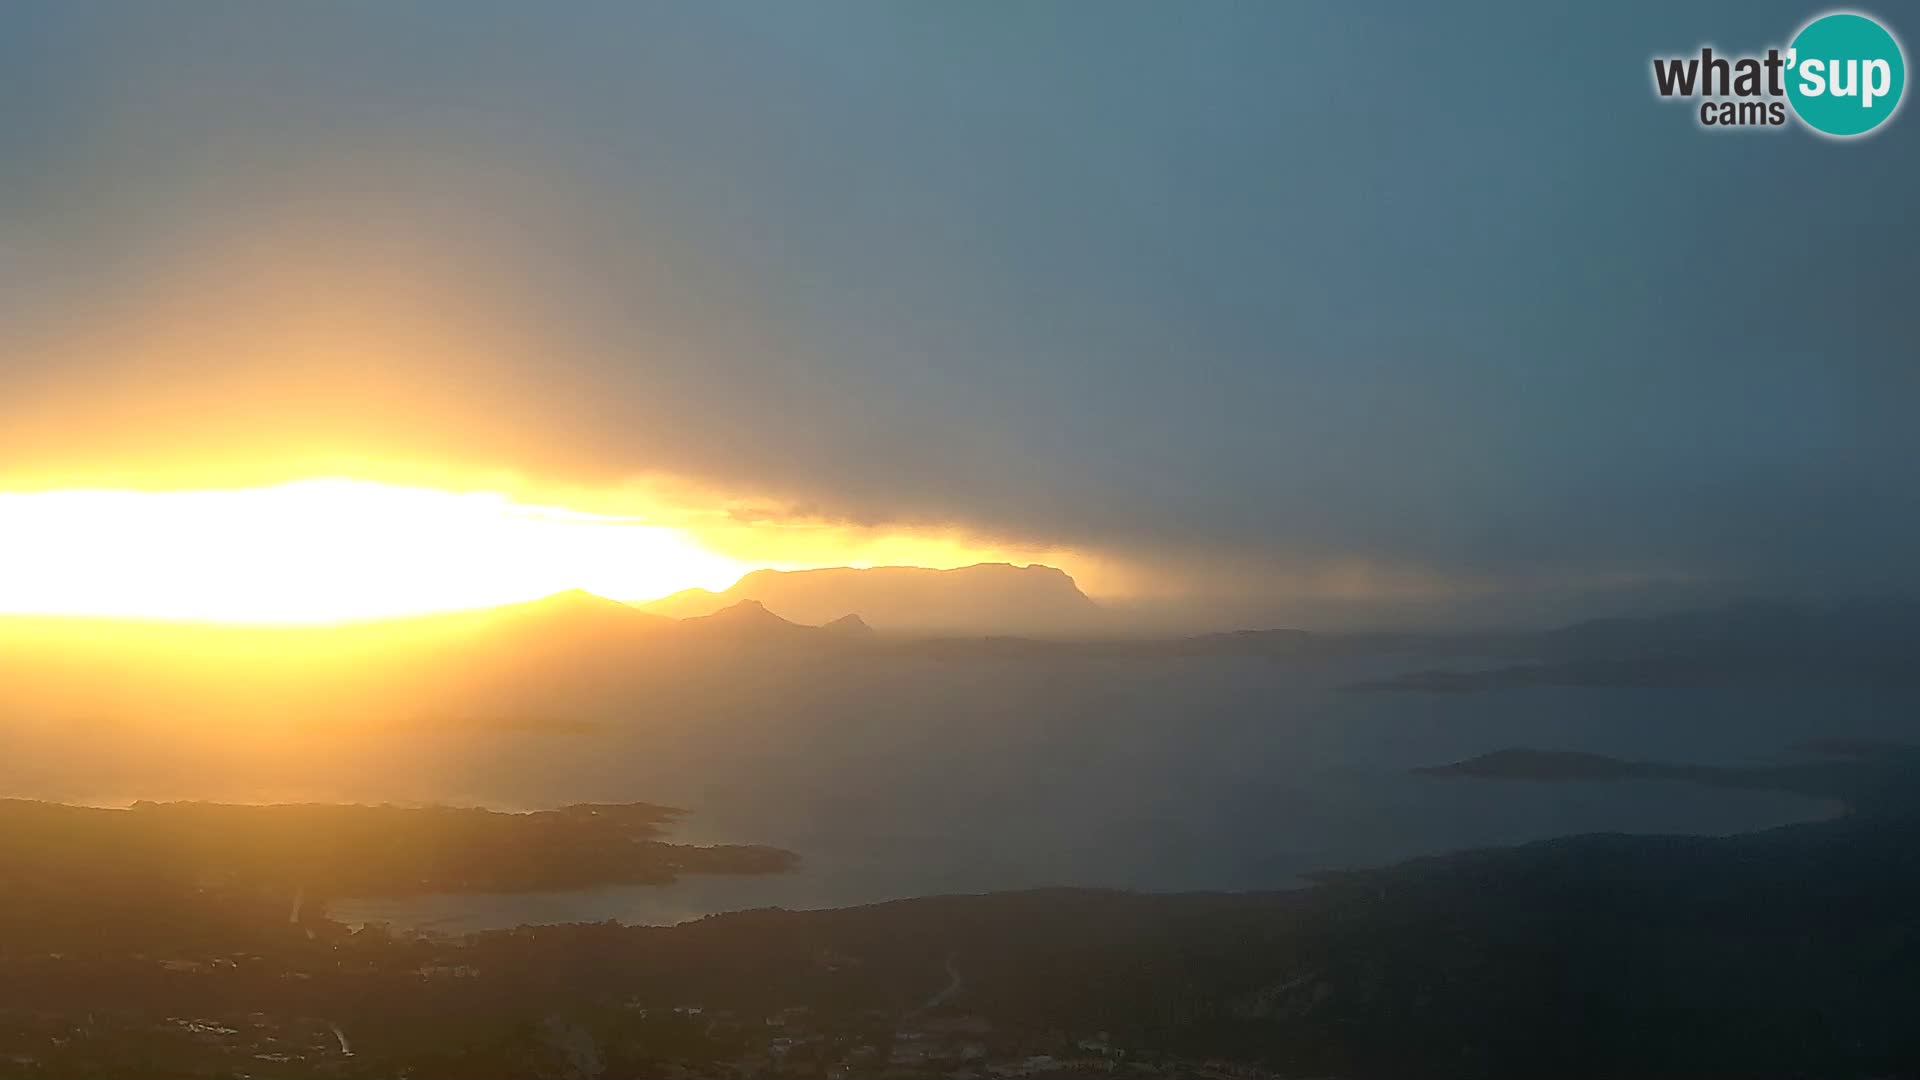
left=328, top=652, right=1900, bottom=933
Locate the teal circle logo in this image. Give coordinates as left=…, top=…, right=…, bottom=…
left=1787, top=12, right=1906, bottom=137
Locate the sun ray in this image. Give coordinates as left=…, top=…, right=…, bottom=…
left=0, top=479, right=750, bottom=624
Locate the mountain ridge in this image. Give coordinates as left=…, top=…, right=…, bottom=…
left=640, top=561, right=1103, bottom=635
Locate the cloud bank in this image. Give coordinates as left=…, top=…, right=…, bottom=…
left=2, top=2, right=1916, bottom=626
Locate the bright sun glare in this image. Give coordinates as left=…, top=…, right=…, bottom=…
left=0, top=479, right=752, bottom=624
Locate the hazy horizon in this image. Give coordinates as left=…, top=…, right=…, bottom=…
left=5, top=2, right=1916, bottom=632
left=2, top=7, right=1918, bottom=1074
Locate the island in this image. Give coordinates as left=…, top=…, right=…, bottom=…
left=4, top=749, right=1920, bottom=1078
left=0, top=799, right=796, bottom=917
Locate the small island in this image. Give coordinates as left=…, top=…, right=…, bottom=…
left=1414, top=742, right=1920, bottom=817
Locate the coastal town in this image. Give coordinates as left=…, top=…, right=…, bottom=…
left=1, top=920, right=1288, bottom=1080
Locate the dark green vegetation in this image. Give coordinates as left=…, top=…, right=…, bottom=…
left=2, top=747, right=1919, bottom=1078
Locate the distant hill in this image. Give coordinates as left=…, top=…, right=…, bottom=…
left=641, top=562, right=1104, bottom=635
left=1348, top=598, right=1920, bottom=693
left=0, top=588, right=863, bottom=732
left=470, top=587, right=673, bottom=638
left=7, top=593, right=1916, bottom=745
left=427, top=592, right=860, bottom=663
left=676, top=598, right=817, bottom=638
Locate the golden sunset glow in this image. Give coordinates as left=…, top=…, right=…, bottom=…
left=0, top=478, right=1097, bottom=625
left=0, top=480, right=752, bottom=624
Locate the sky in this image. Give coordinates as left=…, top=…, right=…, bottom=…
left=1, top=2, right=1915, bottom=628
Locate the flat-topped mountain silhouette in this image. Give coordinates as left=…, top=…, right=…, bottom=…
left=641, top=562, right=1103, bottom=634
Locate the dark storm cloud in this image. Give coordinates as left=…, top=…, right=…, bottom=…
left=2, top=1, right=1916, bottom=616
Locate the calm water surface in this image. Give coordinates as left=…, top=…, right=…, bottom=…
left=332, top=656, right=1891, bottom=932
